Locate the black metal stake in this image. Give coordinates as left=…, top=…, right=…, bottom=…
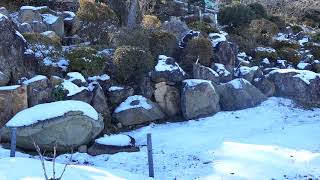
left=10, top=128, right=17, bottom=157
left=147, top=133, right=154, bottom=178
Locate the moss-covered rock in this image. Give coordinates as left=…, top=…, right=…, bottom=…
left=113, top=46, right=154, bottom=84
left=67, top=47, right=105, bottom=77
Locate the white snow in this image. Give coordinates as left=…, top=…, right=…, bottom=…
left=15, top=31, right=26, bottom=43
left=20, top=6, right=36, bottom=10
left=209, top=32, right=227, bottom=47
left=67, top=72, right=86, bottom=83
left=155, top=55, right=185, bottom=74
left=268, top=69, right=320, bottom=84
left=225, top=78, right=250, bottom=89
left=0, top=85, right=21, bottom=91
left=114, top=95, right=152, bottom=113
left=43, top=57, right=69, bottom=71
left=255, top=47, right=276, bottom=53
left=274, top=33, right=289, bottom=41
left=236, top=66, right=258, bottom=76
left=183, top=79, right=214, bottom=89
left=42, top=14, right=59, bottom=25
left=61, top=80, right=87, bottom=96
left=0, top=13, right=8, bottom=20
left=299, top=37, right=309, bottom=46
left=108, top=86, right=124, bottom=92
left=48, top=97, right=320, bottom=179
left=214, top=63, right=231, bottom=76
left=63, top=11, right=76, bottom=18
left=6, top=100, right=99, bottom=127
left=95, top=134, right=132, bottom=146
left=88, top=74, right=110, bottom=81
left=22, top=75, right=47, bottom=85
left=0, top=157, right=150, bottom=180
left=297, top=62, right=310, bottom=69
left=262, top=58, right=270, bottom=64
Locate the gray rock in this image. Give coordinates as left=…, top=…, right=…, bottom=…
left=18, top=22, right=33, bottom=33
left=217, top=78, right=267, bottom=111
left=18, top=6, right=42, bottom=23
left=91, top=83, right=111, bottom=124
left=212, top=63, right=233, bottom=83
left=2, top=111, right=104, bottom=152
left=42, top=14, right=64, bottom=37
left=23, top=76, right=53, bottom=107
left=154, top=82, right=180, bottom=117
left=252, top=77, right=275, bottom=97
left=150, top=55, right=187, bottom=84
left=193, top=63, right=219, bottom=85
left=0, top=85, right=28, bottom=127
left=181, top=79, right=220, bottom=119
left=30, top=21, right=47, bottom=33
left=113, top=95, right=165, bottom=126
left=267, top=69, right=320, bottom=106
left=68, top=89, right=93, bottom=104
left=0, top=71, right=10, bottom=86
left=0, top=15, right=29, bottom=83
left=108, top=86, right=134, bottom=108
left=62, top=11, right=80, bottom=36
left=137, top=76, right=154, bottom=99
left=0, top=7, right=9, bottom=17
left=214, top=41, right=238, bottom=75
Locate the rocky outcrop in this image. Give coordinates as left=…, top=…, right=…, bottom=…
left=113, top=95, right=165, bottom=126
left=181, top=79, right=220, bottom=119
left=0, top=85, right=28, bottom=127
left=267, top=69, right=320, bottom=106
left=2, top=101, right=104, bottom=152
left=217, top=78, right=267, bottom=111
left=214, top=41, right=238, bottom=75
left=193, top=63, right=219, bottom=85
left=150, top=55, right=187, bottom=84
left=154, top=82, right=180, bottom=117
left=0, top=14, right=29, bottom=83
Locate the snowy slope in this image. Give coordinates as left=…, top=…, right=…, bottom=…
left=1, top=97, right=320, bottom=179
left=56, top=97, right=320, bottom=179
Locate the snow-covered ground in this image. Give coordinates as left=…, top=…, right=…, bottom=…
left=1, top=97, right=320, bottom=179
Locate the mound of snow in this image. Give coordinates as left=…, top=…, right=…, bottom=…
left=67, top=72, right=86, bottom=83
left=61, top=80, right=87, bottom=96
left=22, top=75, right=47, bottom=85
left=155, top=55, right=185, bottom=74
left=0, top=157, right=150, bottom=180
left=95, top=134, right=132, bottom=146
left=0, top=85, right=21, bottom=91
left=6, top=100, right=98, bottom=127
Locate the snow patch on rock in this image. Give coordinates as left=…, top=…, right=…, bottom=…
left=95, top=134, right=132, bottom=146
left=115, top=95, right=152, bottom=113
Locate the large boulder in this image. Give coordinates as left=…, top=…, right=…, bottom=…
left=267, top=69, right=320, bottom=106
left=252, top=77, right=275, bottom=97
left=181, top=79, right=220, bottom=119
left=214, top=41, right=238, bottom=74
left=0, top=71, right=10, bottom=86
left=22, top=75, right=53, bottom=107
left=0, top=85, right=28, bottom=127
left=2, top=100, right=104, bottom=152
left=113, top=95, right=165, bottom=126
left=42, top=14, right=64, bottom=37
left=0, top=14, right=29, bottom=83
left=193, top=63, right=219, bottom=85
left=18, top=6, right=43, bottom=23
left=150, top=55, right=187, bottom=84
left=216, top=78, right=267, bottom=111
left=88, top=134, right=139, bottom=156
left=154, top=82, right=180, bottom=117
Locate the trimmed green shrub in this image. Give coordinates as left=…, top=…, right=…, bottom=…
left=249, top=19, right=279, bottom=46
left=23, top=32, right=61, bottom=48
left=218, top=3, right=254, bottom=27
left=267, top=15, right=286, bottom=31
left=149, top=30, right=177, bottom=58
left=113, top=46, right=154, bottom=84
left=278, top=47, right=302, bottom=64
left=77, top=0, right=118, bottom=23
left=291, top=25, right=303, bottom=34
left=248, top=2, right=267, bottom=19
left=142, top=15, right=161, bottom=29
left=109, top=27, right=150, bottom=50
left=187, top=21, right=219, bottom=35
left=181, top=37, right=214, bottom=72
left=67, top=47, right=105, bottom=76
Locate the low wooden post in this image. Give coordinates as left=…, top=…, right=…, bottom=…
left=10, top=128, right=17, bottom=157
left=147, top=133, right=154, bottom=178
